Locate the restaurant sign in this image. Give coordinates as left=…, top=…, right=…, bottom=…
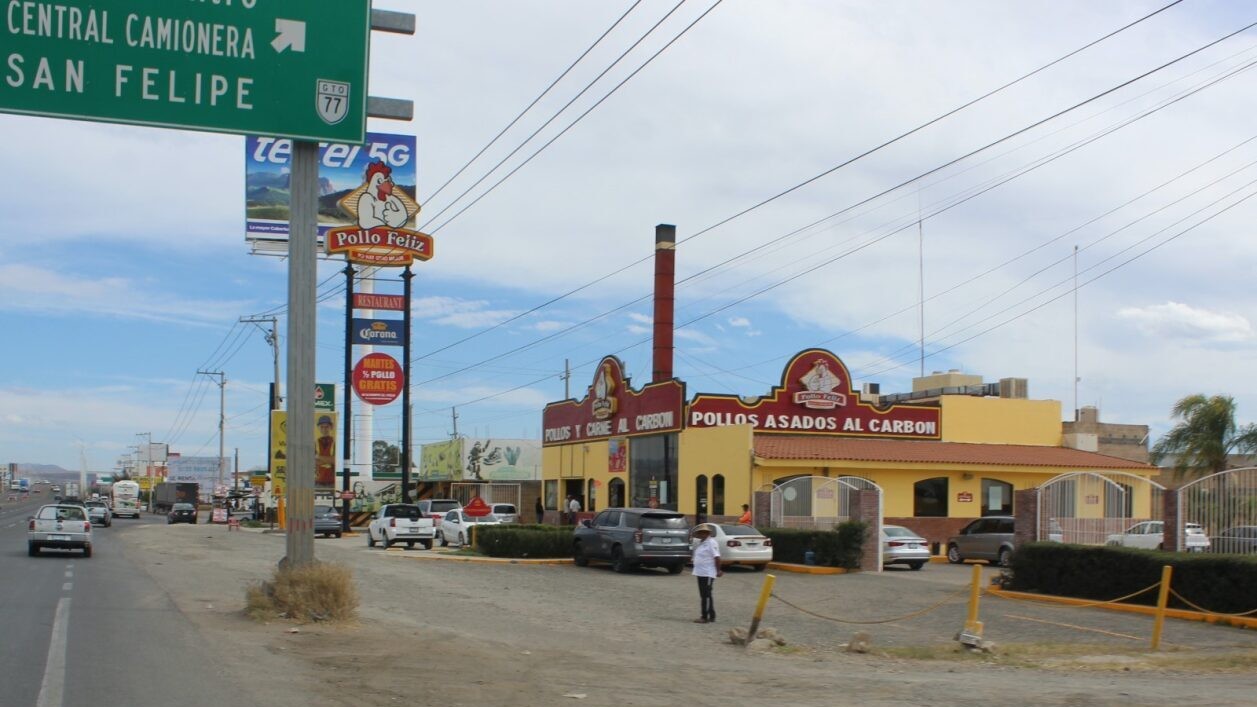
left=687, top=348, right=941, bottom=439
left=542, top=356, right=684, bottom=447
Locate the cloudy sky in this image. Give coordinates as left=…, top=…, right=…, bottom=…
left=3, top=0, right=1256, bottom=472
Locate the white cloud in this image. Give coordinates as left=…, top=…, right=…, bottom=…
left=728, top=316, right=752, bottom=328
left=532, top=320, right=568, bottom=332
left=410, top=296, right=520, bottom=329
left=1116, top=302, right=1253, bottom=344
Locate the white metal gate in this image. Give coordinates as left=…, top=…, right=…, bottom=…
left=764, top=476, right=881, bottom=528
left=1037, top=471, right=1165, bottom=545
left=1176, top=466, right=1257, bottom=554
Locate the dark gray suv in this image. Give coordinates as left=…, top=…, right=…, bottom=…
left=573, top=508, right=691, bottom=573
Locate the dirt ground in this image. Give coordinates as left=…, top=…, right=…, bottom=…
left=119, top=522, right=1257, bottom=707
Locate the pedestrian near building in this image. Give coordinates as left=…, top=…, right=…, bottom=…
left=691, top=523, right=722, bottom=623
left=567, top=495, right=581, bottom=525
left=738, top=504, right=752, bottom=525
left=535, top=496, right=545, bottom=525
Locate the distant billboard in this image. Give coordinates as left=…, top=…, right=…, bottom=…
left=420, top=439, right=541, bottom=481
left=166, top=456, right=223, bottom=484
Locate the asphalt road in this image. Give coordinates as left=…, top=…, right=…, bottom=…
left=0, top=488, right=256, bottom=707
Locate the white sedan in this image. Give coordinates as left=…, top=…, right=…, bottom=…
left=691, top=524, right=773, bottom=570
left=1105, top=520, right=1211, bottom=552
left=438, top=510, right=503, bottom=547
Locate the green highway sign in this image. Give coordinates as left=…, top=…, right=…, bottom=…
left=1, top=0, right=369, bottom=142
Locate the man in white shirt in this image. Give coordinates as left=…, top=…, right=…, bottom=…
left=566, top=495, right=581, bottom=525
left=690, top=524, right=723, bottom=623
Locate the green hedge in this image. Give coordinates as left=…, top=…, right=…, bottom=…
left=1005, top=543, right=1257, bottom=614
left=475, top=524, right=574, bottom=558
left=758, top=521, right=867, bottom=569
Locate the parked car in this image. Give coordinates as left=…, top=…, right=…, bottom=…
left=1105, top=520, right=1210, bottom=552
left=416, top=498, right=462, bottom=526
left=882, top=524, right=930, bottom=570
left=688, top=523, right=772, bottom=570
left=167, top=503, right=198, bottom=524
left=1210, top=525, right=1257, bottom=554
left=572, top=508, right=690, bottom=573
left=28, top=504, right=92, bottom=557
left=947, top=516, right=1017, bottom=566
left=368, top=503, right=435, bottom=549
left=313, top=505, right=343, bottom=538
left=439, top=510, right=504, bottom=546
left=84, top=500, right=112, bottom=528
left=490, top=503, right=519, bottom=524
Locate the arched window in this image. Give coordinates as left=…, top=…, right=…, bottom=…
left=914, top=477, right=948, bottom=517
left=608, top=478, right=625, bottom=508
left=712, top=474, right=725, bottom=516
left=696, top=474, right=709, bottom=516
left=586, top=478, right=597, bottom=514
left=981, top=478, right=1013, bottom=516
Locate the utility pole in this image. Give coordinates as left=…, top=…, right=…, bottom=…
left=137, top=432, right=151, bottom=512
left=198, top=370, right=226, bottom=497
left=240, top=315, right=282, bottom=410
left=451, top=407, right=459, bottom=440
left=562, top=359, right=571, bottom=399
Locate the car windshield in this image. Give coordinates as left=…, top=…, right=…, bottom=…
left=173, top=504, right=194, bottom=510
left=883, top=525, right=921, bottom=538
left=638, top=513, right=687, bottom=529
left=492, top=505, right=516, bottom=514
left=428, top=501, right=461, bottom=514
left=53, top=506, right=86, bottom=520
left=390, top=505, right=421, bottom=520
left=467, top=515, right=497, bottom=523
left=315, top=506, right=335, bottom=515
left=720, top=524, right=760, bottom=536
left=86, top=501, right=105, bottom=508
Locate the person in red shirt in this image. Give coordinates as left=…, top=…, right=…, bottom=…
left=737, top=504, right=752, bottom=525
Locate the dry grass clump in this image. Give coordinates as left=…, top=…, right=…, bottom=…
left=246, top=561, right=358, bottom=623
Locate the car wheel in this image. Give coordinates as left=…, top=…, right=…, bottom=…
left=406, top=541, right=415, bottom=549
left=666, top=562, right=684, bottom=575
left=367, top=530, right=376, bottom=548
left=573, top=541, right=589, bottom=566
left=908, top=561, right=925, bottom=571
left=382, top=535, right=393, bottom=549
left=336, top=532, right=343, bottom=539
left=611, top=545, right=630, bottom=573
left=438, top=531, right=449, bottom=547
left=751, top=563, right=766, bottom=572
left=422, top=540, right=433, bottom=550
left=28, top=543, right=39, bottom=557
left=997, top=548, right=1012, bottom=567
left=458, top=533, right=466, bottom=547
left=83, top=545, right=92, bottom=559
left=947, top=544, right=963, bottom=564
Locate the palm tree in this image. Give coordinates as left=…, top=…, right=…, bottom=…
left=1150, top=394, right=1257, bottom=480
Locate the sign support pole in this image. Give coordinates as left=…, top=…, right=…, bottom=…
left=285, top=139, right=318, bottom=568
left=342, top=264, right=355, bottom=532
left=401, top=266, right=414, bottom=503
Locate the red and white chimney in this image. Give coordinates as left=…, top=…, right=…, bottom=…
left=652, top=224, right=676, bottom=383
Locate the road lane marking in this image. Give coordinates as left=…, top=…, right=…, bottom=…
left=61, top=582, right=72, bottom=591
left=36, top=597, right=70, bottom=707
left=64, top=571, right=72, bottom=578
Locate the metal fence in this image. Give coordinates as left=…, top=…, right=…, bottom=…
left=764, top=475, right=881, bottom=531
left=1037, top=471, right=1165, bottom=546
left=1176, top=466, right=1257, bottom=554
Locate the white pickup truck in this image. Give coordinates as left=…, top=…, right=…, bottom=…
left=29, top=504, right=93, bottom=557
left=367, top=503, right=435, bottom=550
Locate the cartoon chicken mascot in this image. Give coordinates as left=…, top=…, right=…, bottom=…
left=357, top=161, right=409, bottom=229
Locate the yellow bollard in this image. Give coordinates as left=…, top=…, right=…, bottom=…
left=745, top=573, right=777, bottom=649
left=963, top=563, right=984, bottom=638
left=1150, top=564, right=1173, bottom=650
left=277, top=497, right=286, bottom=530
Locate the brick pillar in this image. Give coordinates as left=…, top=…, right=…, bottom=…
left=1014, top=488, right=1040, bottom=547
left=753, top=490, right=772, bottom=527
left=852, top=489, right=882, bottom=572
left=1163, top=490, right=1181, bottom=552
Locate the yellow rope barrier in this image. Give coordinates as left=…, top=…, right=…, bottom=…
left=993, top=581, right=1162, bottom=610
left=1169, top=589, right=1257, bottom=618
left=770, top=584, right=974, bottom=625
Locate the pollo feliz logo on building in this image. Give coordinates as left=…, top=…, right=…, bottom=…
left=324, top=160, right=434, bottom=266
left=542, top=356, right=684, bottom=446
left=687, top=348, right=941, bottom=438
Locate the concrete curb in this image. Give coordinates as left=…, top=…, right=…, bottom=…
left=987, top=586, right=1257, bottom=630
left=765, top=562, right=849, bottom=575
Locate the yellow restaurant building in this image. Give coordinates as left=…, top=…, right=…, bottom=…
left=541, top=348, right=1153, bottom=548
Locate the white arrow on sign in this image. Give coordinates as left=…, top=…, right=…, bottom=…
left=272, top=19, right=307, bottom=54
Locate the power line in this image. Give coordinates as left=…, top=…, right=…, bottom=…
left=423, top=0, right=644, bottom=205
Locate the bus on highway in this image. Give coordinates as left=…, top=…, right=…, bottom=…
left=111, top=480, right=142, bottom=519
